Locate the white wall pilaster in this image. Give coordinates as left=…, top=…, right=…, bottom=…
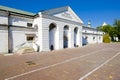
left=68, top=28, right=72, bottom=48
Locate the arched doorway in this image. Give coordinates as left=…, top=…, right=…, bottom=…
left=63, top=25, right=69, bottom=48
left=82, top=36, right=88, bottom=46
left=49, top=23, right=57, bottom=50
left=74, top=27, right=78, bottom=47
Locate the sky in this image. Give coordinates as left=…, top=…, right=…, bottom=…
left=0, top=0, right=120, bottom=28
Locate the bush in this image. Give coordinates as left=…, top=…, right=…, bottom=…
left=103, top=34, right=111, bottom=43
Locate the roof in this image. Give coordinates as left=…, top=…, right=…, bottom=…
left=82, top=26, right=103, bottom=32
left=0, top=5, right=35, bottom=16
left=82, top=25, right=96, bottom=30
left=41, top=6, right=69, bottom=15
left=41, top=6, right=83, bottom=24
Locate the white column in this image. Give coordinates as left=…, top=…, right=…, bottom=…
left=76, top=29, right=80, bottom=46
left=55, top=28, right=60, bottom=50
left=42, top=28, right=50, bottom=51
left=79, top=27, right=82, bottom=47
left=68, top=28, right=72, bottom=48
left=71, top=28, right=74, bottom=48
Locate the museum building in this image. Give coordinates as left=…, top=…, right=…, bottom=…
left=0, top=5, right=103, bottom=53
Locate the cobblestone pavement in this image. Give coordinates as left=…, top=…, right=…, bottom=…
left=0, top=43, right=120, bottom=80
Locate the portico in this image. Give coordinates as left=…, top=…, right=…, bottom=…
left=32, top=6, right=83, bottom=52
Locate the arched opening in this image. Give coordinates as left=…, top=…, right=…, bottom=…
left=63, top=25, right=69, bottom=48
left=49, top=23, right=57, bottom=51
left=74, top=27, right=78, bottom=47
left=82, top=36, right=88, bottom=46
left=93, top=36, right=95, bottom=40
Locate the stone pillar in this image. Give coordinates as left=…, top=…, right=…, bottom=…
left=59, top=28, right=63, bottom=49
left=76, top=29, right=80, bottom=47
left=8, top=12, right=13, bottom=53
left=55, top=28, right=59, bottom=50
left=68, top=28, right=72, bottom=48
left=42, top=28, right=50, bottom=51
left=71, top=28, right=74, bottom=48
left=79, top=27, right=82, bottom=47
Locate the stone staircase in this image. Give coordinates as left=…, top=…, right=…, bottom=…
left=15, top=41, right=35, bottom=54
left=16, top=47, right=35, bottom=54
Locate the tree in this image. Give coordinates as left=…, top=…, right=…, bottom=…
left=97, top=20, right=120, bottom=42
left=98, top=25, right=112, bottom=33
left=97, top=24, right=117, bottom=42
left=113, top=19, right=120, bottom=40
left=109, top=27, right=118, bottom=41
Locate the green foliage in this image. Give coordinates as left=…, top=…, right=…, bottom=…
left=97, top=20, right=120, bottom=41
left=103, top=34, right=111, bottom=43
left=109, top=27, right=117, bottom=36
left=96, top=26, right=102, bottom=30
left=113, top=19, right=120, bottom=39
left=98, top=25, right=112, bottom=33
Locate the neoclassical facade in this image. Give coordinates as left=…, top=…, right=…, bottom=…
left=0, top=5, right=103, bottom=53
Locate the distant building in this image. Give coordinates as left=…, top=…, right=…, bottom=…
left=0, top=5, right=104, bottom=53
left=82, top=24, right=103, bottom=45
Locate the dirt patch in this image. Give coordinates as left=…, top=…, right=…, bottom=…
left=25, top=61, right=36, bottom=66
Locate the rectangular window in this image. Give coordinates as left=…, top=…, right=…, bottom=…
left=26, top=34, right=35, bottom=41
left=27, top=23, right=32, bottom=27
left=27, top=36, right=34, bottom=41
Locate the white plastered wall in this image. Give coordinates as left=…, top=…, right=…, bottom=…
left=32, top=15, right=42, bottom=52
left=0, top=14, right=8, bottom=24
left=10, top=15, right=33, bottom=27
left=0, top=30, right=8, bottom=53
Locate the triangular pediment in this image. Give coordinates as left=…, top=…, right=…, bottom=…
left=41, top=6, right=83, bottom=24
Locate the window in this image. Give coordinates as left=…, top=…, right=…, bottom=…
left=27, top=36, right=34, bottom=41
left=27, top=23, right=32, bottom=27
left=99, top=37, right=101, bottom=40
left=26, top=34, right=35, bottom=41
left=93, top=37, right=95, bottom=40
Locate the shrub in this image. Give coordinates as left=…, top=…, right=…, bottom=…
left=103, top=34, right=111, bottom=43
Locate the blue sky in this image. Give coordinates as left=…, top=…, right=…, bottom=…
left=0, top=0, right=120, bottom=28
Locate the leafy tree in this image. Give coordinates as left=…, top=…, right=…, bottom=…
left=97, top=20, right=120, bottom=42
left=109, top=27, right=118, bottom=41
left=113, top=19, right=120, bottom=40
left=98, top=25, right=112, bottom=34
left=97, top=24, right=118, bottom=41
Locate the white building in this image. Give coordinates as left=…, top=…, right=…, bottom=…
left=82, top=20, right=103, bottom=45
left=0, top=5, right=103, bottom=53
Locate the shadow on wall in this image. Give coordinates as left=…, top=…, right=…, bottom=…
left=82, top=36, right=88, bottom=46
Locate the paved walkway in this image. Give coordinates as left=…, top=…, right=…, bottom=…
left=0, top=43, right=120, bottom=80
